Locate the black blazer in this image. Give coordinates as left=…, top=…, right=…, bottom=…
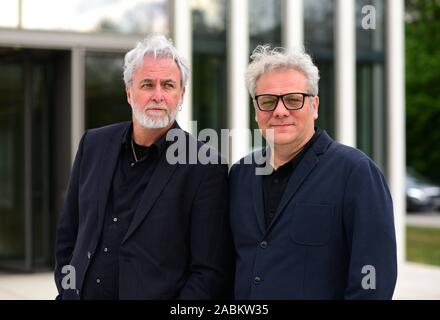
left=54, top=122, right=234, bottom=299
left=230, top=131, right=397, bottom=299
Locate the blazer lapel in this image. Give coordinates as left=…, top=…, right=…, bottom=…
left=265, top=150, right=319, bottom=233
left=122, top=151, right=178, bottom=244
left=252, top=174, right=266, bottom=235
left=252, top=148, right=269, bottom=234
left=265, top=131, right=332, bottom=233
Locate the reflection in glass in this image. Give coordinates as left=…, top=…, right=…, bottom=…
left=0, top=50, right=56, bottom=270
left=31, top=61, right=53, bottom=269
left=191, top=0, right=227, bottom=136
left=0, top=61, right=25, bottom=266
left=314, top=62, right=335, bottom=137
left=249, top=0, right=281, bottom=49
left=356, top=0, right=386, bottom=171
left=249, top=0, right=282, bottom=147
left=356, top=67, right=386, bottom=171
left=192, top=0, right=226, bottom=33
left=21, top=0, right=169, bottom=34
left=303, top=0, right=335, bottom=138
left=85, top=53, right=131, bottom=129
left=304, top=0, right=334, bottom=53
left=356, top=0, right=384, bottom=53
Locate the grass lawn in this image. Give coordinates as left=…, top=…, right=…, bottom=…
left=406, top=225, right=440, bottom=267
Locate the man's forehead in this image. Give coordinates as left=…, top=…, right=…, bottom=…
left=142, top=55, right=178, bottom=68
left=256, top=68, right=307, bottom=90
left=134, top=56, right=180, bottom=79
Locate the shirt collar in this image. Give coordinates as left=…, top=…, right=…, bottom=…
left=122, top=121, right=179, bottom=156
left=257, top=126, right=322, bottom=168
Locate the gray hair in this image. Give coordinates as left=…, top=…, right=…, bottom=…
left=245, top=45, right=320, bottom=97
left=123, top=34, right=190, bottom=88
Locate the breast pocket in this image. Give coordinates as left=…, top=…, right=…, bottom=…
left=289, top=203, right=334, bottom=246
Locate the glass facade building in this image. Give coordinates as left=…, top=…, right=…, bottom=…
left=0, top=0, right=405, bottom=271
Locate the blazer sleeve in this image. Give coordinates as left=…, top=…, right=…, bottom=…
left=176, top=162, right=235, bottom=299
left=343, top=158, right=398, bottom=299
left=54, top=131, right=87, bottom=300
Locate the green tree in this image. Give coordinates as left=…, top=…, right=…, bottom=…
left=406, top=0, right=440, bottom=183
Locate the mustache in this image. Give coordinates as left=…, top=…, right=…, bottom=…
left=269, top=123, right=294, bottom=126
left=144, top=102, right=168, bottom=111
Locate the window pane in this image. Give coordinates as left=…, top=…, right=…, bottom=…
left=22, top=0, right=169, bottom=34
left=356, top=0, right=384, bottom=53
left=248, top=0, right=282, bottom=147
left=356, top=0, right=386, bottom=172
left=31, top=60, right=54, bottom=268
left=192, top=0, right=227, bottom=135
left=304, top=0, right=335, bottom=137
left=315, top=62, right=335, bottom=137
left=304, top=0, right=334, bottom=52
left=85, top=53, right=131, bottom=129
left=249, top=0, right=281, bottom=49
left=0, top=61, right=25, bottom=266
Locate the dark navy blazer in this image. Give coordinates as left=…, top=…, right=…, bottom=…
left=229, top=131, right=397, bottom=299
left=54, top=121, right=234, bottom=299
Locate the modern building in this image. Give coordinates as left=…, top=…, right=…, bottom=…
left=0, top=0, right=405, bottom=271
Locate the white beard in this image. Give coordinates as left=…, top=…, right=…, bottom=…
left=131, top=101, right=178, bottom=129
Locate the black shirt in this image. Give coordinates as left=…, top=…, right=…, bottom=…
left=262, top=127, right=321, bottom=228
left=81, top=123, right=169, bottom=300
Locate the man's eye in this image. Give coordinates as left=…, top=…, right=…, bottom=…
left=141, top=83, right=153, bottom=89
left=261, top=98, right=276, bottom=106
left=164, top=83, right=175, bottom=89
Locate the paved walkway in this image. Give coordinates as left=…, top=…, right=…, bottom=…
left=0, top=261, right=439, bottom=300
left=394, top=261, right=440, bottom=299
left=406, top=212, right=440, bottom=228
left=0, top=272, right=57, bottom=300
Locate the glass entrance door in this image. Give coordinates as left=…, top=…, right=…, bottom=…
left=0, top=49, right=54, bottom=271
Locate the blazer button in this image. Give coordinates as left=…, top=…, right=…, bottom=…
left=260, top=241, right=268, bottom=249
left=87, top=251, right=92, bottom=259
left=254, top=276, right=262, bottom=285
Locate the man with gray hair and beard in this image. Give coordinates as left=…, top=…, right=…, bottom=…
left=54, top=34, right=234, bottom=300
left=229, top=45, right=397, bottom=299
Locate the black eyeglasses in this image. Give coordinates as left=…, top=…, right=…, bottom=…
left=254, top=92, right=314, bottom=111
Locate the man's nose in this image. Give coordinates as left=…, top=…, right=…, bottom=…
left=151, top=85, right=165, bottom=102
left=272, top=98, right=289, bottom=117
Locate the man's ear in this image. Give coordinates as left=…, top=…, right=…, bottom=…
left=312, top=95, right=319, bottom=120
left=126, top=86, right=132, bottom=105
left=179, top=87, right=186, bottom=106
left=253, top=100, right=259, bottom=122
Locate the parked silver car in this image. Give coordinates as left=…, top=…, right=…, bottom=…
left=406, top=168, right=440, bottom=212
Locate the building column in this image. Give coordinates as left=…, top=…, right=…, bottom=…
left=334, top=0, right=356, bottom=147
left=171, top=0, right=192, bottom=133
left=281, top=0, right=304, bottom=49
left=227, top=0, right=250, bottom=163
left=387, top=0, right=406, bottom=264
left=71, top=47, right=85, bottom=163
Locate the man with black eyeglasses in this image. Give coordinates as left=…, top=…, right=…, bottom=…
left=229, top=45, right=397, bottom=299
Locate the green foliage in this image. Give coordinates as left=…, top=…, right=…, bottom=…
left=406, top=0, right=440, bottom=183
left=407, top=225, right=440, bottom=266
